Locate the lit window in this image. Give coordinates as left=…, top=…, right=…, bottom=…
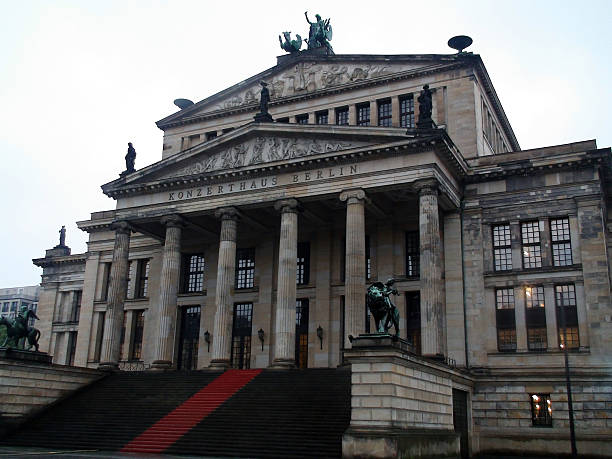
left=297, top=242, right=310, bottom=285
left=236, top=248, right=255, bottom=289
left=493, top=224, right=512, bottom=271
left=530, top=394, right=552, bottom=427
left=496, top=288, right=516, bottom=351
left=555, top=284, right=579, bottom=349
left=406, top=231, right=420, bottom=278
left=551, top=218, right=572, bottom=266
left=525, top=286, right=547, bottom=350
left=521, top=221, right=542, bottom=268
left=377, top=99, right=392, bottom=127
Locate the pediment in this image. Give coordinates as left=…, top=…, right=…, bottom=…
left=103, top=124, right=409, bottom=194
left=157, top=54, right=461, bottom=128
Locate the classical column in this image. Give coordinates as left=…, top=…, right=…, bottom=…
left=340, top=189, right=366, bottom=347
left=210, top=207, right=239, bottom=368
left=415, top=179, right=445, bottom=358
left=151, top=215, right=185, bottom=369
left=99, top=221, right=131, bottom=370
left=271, top=199, right=299, bottom=368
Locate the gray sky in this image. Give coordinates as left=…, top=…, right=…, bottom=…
left=1, top=0, right=610, bottom=287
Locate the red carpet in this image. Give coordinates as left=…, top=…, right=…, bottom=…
left=120, top=369, right=261, bottom=453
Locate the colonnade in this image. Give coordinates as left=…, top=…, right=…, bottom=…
left=98, top=181, right=446, bottom=370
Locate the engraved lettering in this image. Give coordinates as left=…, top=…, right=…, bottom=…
left=207, top=187, right=213, bottom=195
left=229, top=184, right=234, bottom=191
left=186, top=190, right=193, bottom=198
left=305, top=172, right=311, bottom=181
left=293, top=175, right=299, bottom=183
left=240, top=182, right=246, bottom=190
left=168, top=192, right=175, bottom=201
left=271, top=177, right=277, bottom=185
left=328, top=169, right=335, bottom=177
left=350, top=165, right=358, bottom=174
left=339, top=167, right=344, bottom=176
left=317, top=170, right=323, bottom=179
left=197, top=188, right=202, bottom=197
left=250, top=181, right=257, bottom=189
left=261, top=178, right=267, bottom=187
left=218, top=185, right=224, bottom=194
left=178, top=192, right=184, bottom=199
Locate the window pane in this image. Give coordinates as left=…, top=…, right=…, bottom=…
left=521, top=221, right=542, bottom=268
left=185, top=255, right=204, bottom=293
left=551, top=218, right=572, bottom=266
left=378, top=100, right=391, bottom=127
left=525, top=286, right=545, bottom=308
left=531, top=394, right=552, bottom=426
left=336, top=107, right=349, bottom=125
left=236, top=248, right=255, bottom=289
left=357, top=104, right=370, bottom=126
left=497, top=328, right=516, bottom=351
left=493, top=224, right=512, bottom=271
left=527, top=327, right=547, bottom=350
left=406, top=231, right=420, bottom=278
left=400, top=96, right=415, bottom=128
left=496, top=288, right=515, bottom=309
left=316, top=111, right=328, bottom=124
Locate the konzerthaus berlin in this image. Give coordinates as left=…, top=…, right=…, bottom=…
left=33, top=34, right=611, bottom=457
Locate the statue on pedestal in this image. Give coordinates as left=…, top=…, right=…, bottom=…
left=0, top=306, right=41, bottom=351
left=304, top=11, right=333, bottom=54
left=366, top=279, right=400, bottom=336
left=58, top=225, right=66, bottom=247
left=125, top=142, right=136, bottom=174
left=417, top=84, right=434, bottom=129
left=279, top=31, right=302, bottom=53
left=254, top=82, right=273, bottom=122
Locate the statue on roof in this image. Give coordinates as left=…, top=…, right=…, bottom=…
left=417, top=84, right=434, bottom=129
left=254, top=82, right=273, bottom=122
left=279, top=31, right=302, bottom=54
left=304, top=11, right=333, bottom=54
left=59, top=225, right=66, bottom=247
left=125, top=142, right=136, bottom=174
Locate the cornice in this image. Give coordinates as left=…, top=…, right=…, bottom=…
left=33, top=254, right=87, bottom=268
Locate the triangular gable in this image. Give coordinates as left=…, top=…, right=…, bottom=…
left=157, top=54, right=462, bottom=129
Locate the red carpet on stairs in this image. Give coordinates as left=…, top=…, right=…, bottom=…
left=120, top=369, right=261, bottom=454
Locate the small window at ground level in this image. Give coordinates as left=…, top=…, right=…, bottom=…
left=530, top=394, right=552, bottom=426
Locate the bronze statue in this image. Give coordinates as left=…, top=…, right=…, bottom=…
left=366, top=279, right=400, bottom=336
left=0, top=306, right=41, bottom=351
left=125, top=142, right=136, bottom=173
left=279, top=31, right=302, bottom=53
left=417, top=84, right=433, bottom=128
left=304, top=11, right=333, bottom=53
left=59, top=225, right=66, bottom=247
left=254, top=82, right=273, bottom=122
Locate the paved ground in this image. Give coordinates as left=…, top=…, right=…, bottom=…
left=0, top=447, right=229, bottom=459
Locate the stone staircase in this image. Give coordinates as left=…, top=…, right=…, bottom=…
left=1, top=368, right=351, bottom=458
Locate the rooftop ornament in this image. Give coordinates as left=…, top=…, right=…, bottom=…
left=447, top=35, right=473, bottom=54
left=279, top=31, right=302, bottom=53
left=120, top=142, right=137, bottom=177
left=305, top=11, right=333, bottom=54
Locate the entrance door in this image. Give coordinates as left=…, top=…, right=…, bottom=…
left=452, top=388, right=469, bottom=459
left=178, top=306, right=200, bottom=370
left=405, top=291, right=421, bottom=354
left=295, top=299, right=309, bottom=368
left=231, top=303, right=253, bottom=369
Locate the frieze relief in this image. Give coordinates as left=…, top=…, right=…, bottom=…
left=170, top=136, right=361, bottom=178
left=211, top=62, right=421, bottom=112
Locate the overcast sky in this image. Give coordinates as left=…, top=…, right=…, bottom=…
left=1, top=0, right=610, bottom=287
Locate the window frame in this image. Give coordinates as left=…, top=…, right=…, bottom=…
left=315, top=110, right=328, bottom=125
left=297, top=242, right=310, bottom=285
left=550, top=217, right=573, bottom=266
left=356, top=103, right=370, bottom=126
left=524, top=286, right=547, bottom=351
left=335, top=106, right=349, bottom=125
left=295, top=114, right=309, bottom=124
left=377, top=99, right=392, bottom=127
left=236, top=248, right=256, bottom=289
left=399, top=95, right=415, bottom=128
left=530, top=393, right=553, bottom=427
left=492, top=223, right=512, bottom=272
left=405, top=231, right=420, bottom=278
left=555, top=284, right=579, bottom=349
left=135, top=259, right=150, bottom=298
left=182, top=254, right=205, bottom=293
left=521, top=221, right=542, bottom=269
left=495, top=287, right=517, bottom=352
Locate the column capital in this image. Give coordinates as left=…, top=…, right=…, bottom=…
left=160, top=214, right=186, bottom=228
left=274, top=198, right=300, bottom=214
left=110, top=220, right=132, bottom=235
left=340, top=188, right=366, bottom=204
left=214, top=206, right=240, bottom=221
left=413, top=178, right=439, bottom=197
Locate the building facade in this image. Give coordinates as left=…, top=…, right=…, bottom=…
left=33, top=48, right=612, bottom=455
left=0, top=285, right=39, bottom=321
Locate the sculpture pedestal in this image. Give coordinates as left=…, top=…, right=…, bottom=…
left=254, top=112, right=273, bottom=123
left=342, top=334, right=469, bottom=458
left=0, top=347, right=52, bottom=365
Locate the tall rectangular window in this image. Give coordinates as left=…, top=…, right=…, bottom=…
left=365, top=235, right=371, bottom=280
left=316, top=111, right=328, bottom=124
left=297, top=242, right=310, bottom=285
left=400, top=95, right=415, bottom=128
left=530, top=394, right=552, bottom=427
left=236, top=248, right=255, bottom=289
left=182, top=255, right=204, bottom=293
left=521, top=221, right=542, bottom=269
left=555, top=284, right=579, bottom=349
left=127, top=261, right=135, bottom=299
left=136, top=259, right=150, bottom=298
left=130, top=310, right=145, bottom=360
left=495, top=288, right=516, bottom=351
left=295, top=299, right=309, bottom=369
left=296, top=114, right=309, bottom=124
left=101, top=262, right=112, bottom=301
left=94, top=312, right=105, bottom=362
left=205, top=131, right=217, bottom=141
left=525, top=286, right=547, bottom=350
left=70, top=291, right=82, bottom=323
left=67, top=331, right=78, bottom=366
left=406, top=231, right=420, bottom=278
left=551, top=217, right=572, bottom=266
left=377, top=99, right=392, bottom=127
left=120, top=311, right=128, bottom=360
left=336, top=107, right=349, bottom=125
left=406, top=292, right=421, bottom=355
left=231, top=302, right=253, bottom=369
left=492, top=224, right=512, bottom=271
left=357, top=103, right=370, bottom=126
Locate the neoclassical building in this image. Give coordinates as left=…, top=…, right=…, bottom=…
left=33, top=43, right=611, bottom=456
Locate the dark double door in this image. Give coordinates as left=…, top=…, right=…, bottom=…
left=178, top=306, right=200, bottom=370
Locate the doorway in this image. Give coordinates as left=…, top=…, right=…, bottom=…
left=177, top=305, right=200, bottom=370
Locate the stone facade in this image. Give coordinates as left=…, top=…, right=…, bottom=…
left=31, top=50, right=611, bottom=457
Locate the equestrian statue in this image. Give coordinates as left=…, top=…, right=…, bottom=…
left=366, top=278, right=400, bottom=337
left=0, top=306, right=41, bottom=351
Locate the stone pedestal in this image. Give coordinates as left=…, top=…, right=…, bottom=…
left=342, top=334, right=466, bottom=459
left=151, top=215, right=185, bottom=369
left=271, top=199, right=299, bottom=368
left=210, top=207, right=239, bottom=369
left=0, top=348, right=52, bottom=364
left=99, top=221, right=131, bottom=370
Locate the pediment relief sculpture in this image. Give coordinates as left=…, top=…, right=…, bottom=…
left=169, top=136, right=361, bottom=179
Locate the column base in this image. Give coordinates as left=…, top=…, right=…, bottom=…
left=209, top=359, right=231, bottom=369
left=269, top=358, right=296, bottom=369
left=98, top=361, right=119, bottom=371
left=150, top=360, right=173, bottom=370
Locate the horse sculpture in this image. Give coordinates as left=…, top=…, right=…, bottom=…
left=366, top=278, right=400, bottom=337
left=0, top=307, right=41, bottom=351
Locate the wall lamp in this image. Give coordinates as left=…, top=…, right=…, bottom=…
left=204, top=330, right=211, bottom=352
left=317, top=325, right=323, bottom=350
left=258, top=328, right=265, bottom=351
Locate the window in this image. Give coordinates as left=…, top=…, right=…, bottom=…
left=120, top=311, right=128, bottom=360
left=205, top=131, right=217, bottom=141
left=521, top=221, right=542, bottom=269
left=101, top=262, right=112, bottom=301
left=525, top=286, right=547, bottom=350
left=276, top=117, right=290, bottom=123
left=295, top=114, right=309, bottom=124
left=10, top=301, right=18, bottom=313
left=495, top=288, right=516, bottom=351
left=530, top=394, right=552, bottom=427
left=377, top=99, right=392, bottom=127
left=70, top=291, right=82, bottom=323
left=555, top=284, right=579, bottom=349
left=551, top=217, right=572, bottom=266
left=236, top=248, right=255, bottom=289
left=183, top=255, right=204, bottom=293
left=130, top=310, right=145, bottom=361
left=365, top=235, right=371, bottom=280
left=316, top=111, right=328, bottom=124
left=231, top=303, right=253, bottom=369
left=357, top=103, right=370, bottom=126
left=2, top=302, right=9, bottom=313
left=67, top=331, right=78, bottom=366
left=222, top=127, right=235, bottom=134
left=297, top=242, right=310, bottom=285
left=336, top=107, right=349, bottom=125
left=126, top=261, right=135, bottom=299
left=93, top=312, right=105, bottom=362
left=400, top=95, right=415, bottom=128
left=136, top=259, right=150, bottom=298
left=406, top=231, right=420, bottom=278
left=296, top=299, right=309, bottom=368
left=406, top=292, right=421, bottom=355
left=492, top=224, right=512, bottom=271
